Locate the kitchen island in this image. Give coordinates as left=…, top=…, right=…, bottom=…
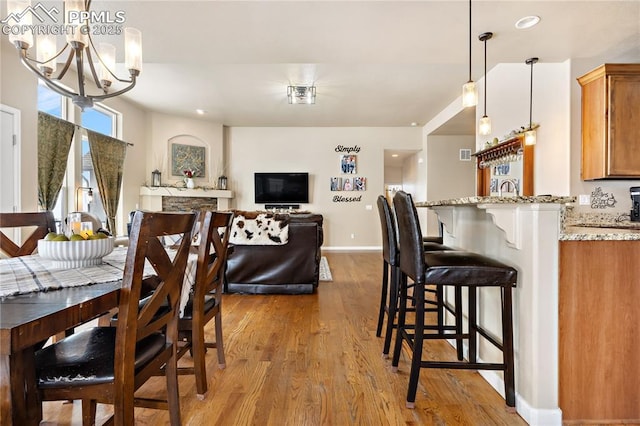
left=418, top=196, right=571, bottom=426
left=419, top=195, right=639, bottom=425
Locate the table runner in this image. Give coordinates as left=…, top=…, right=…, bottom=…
left=0, top=247, right=196, bottom=316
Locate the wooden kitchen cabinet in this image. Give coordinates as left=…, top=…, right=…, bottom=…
left=578, top=63, right=640, bottom=180
left=559, top=240, right=640, bottom=423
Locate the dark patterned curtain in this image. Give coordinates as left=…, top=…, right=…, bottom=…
left=86, top=130, right=128, bottom=234
left=37, top=112, right=75, bottom=210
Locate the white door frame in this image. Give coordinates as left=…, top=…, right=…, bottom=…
left=1, top=103, right=21, bottom=213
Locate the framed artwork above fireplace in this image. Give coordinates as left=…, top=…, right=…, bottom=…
left=170, top=141, right=206, bottom=178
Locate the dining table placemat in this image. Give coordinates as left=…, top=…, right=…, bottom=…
left=0, top=247, right=196, bottom=316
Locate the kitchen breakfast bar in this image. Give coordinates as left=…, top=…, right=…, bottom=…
left=417, top=196, right=640, bottom=426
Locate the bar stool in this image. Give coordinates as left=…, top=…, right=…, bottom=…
left=375, top=195, right=454, bottom=357
left=391, top=191, right=517, bottom=409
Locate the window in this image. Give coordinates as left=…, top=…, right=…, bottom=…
left=37, top=85, right=119, bottom=230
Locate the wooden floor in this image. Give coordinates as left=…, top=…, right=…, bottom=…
left=41, top=252, right=526, bottom=425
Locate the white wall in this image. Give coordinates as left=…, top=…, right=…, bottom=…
left=475, top=62, right=572, bottom=197
left=425, top=135, right=476, bottom=234
left=226, top=127, right=422, bottom=248
left=147, top=112, right=224, bottom=188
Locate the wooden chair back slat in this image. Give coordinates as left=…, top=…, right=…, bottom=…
left=115, top=211, right=195, bottom=381
left=176, top=210, right=233, bottom=398
left=0, top=211, right=56, bottom=257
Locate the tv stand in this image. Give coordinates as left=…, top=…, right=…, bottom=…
left=265, top=204, right=300, bottom=210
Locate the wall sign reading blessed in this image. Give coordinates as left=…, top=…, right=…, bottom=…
left=333, top=195, right=362, bottom=202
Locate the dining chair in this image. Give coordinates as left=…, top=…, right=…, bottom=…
left=175, top=210, right=234, bottom=399
left=0, top=211, right=56, bottom=257
left=34, top=210, right=196, bottom=425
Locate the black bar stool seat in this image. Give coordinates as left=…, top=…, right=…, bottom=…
left=424, top=251, right=517, bottom=285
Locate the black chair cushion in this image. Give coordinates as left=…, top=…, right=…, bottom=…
left=180, top=294, right=217, bottom=320
left=422, top=242, right=453, bottom=252
left=423, top=236, right=444, bottom=244
left=35, top=327, right=166, bottom=388
left=424, top=251, right=517, bottom=286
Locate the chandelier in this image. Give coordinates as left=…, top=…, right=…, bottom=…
left=7, top=0, right=142, bottom=110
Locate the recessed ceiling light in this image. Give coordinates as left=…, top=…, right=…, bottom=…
left=515, top=15, right=540, bottom=30
left=392, top=154, right=399, bottom=158
left=410, top=122, right=418, bottom=127
left=196, top=109, right=206, bottom=115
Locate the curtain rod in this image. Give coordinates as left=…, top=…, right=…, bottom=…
left=72, top=124, right=134, bottom=146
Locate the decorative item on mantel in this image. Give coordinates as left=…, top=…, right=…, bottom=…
left=151, top=170, right=161, bottom=187
left=183, top=169, right=195, bottom=189
left=218, top=175, right=228, bottom=190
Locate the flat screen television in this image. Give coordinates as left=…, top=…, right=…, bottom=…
left=254, top=172, right=309, bottom=204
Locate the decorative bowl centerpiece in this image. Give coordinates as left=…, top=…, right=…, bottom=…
left=38, top=236, right=115, bottom=268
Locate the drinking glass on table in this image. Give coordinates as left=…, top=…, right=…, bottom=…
left=66, top=213, right=82, bottom=237
left=80, top=222, right=93, bottom=239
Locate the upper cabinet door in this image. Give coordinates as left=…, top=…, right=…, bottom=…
left=578, top=64, right=640, bottom=180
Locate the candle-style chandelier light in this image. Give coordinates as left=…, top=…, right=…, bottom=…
left=6, top=0, right=142, bottom=110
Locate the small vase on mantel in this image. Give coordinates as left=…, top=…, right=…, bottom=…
left=185, top=178, right=195, bottom=189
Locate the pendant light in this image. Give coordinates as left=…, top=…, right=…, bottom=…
left=478, top=32, right=493, bottom=135
left=525, top=57, right=539, bottom=145
left=462, top=0, right=477, bottom=107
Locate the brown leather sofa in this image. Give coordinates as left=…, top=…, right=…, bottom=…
left=224, top=213, right=323, bottom=294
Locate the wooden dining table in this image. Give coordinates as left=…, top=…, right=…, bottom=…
left=0, top=281, right=120, bottom=425
left=0, top=247, right=197, bottom=425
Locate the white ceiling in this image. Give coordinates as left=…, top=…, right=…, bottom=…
left=103, top=0, right=639, bottom=128
left=7, top=1, right=640, bottom=130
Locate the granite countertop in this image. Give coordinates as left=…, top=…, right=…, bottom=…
left=560, top=212, right=640, bottom=241
left=416, top=195, right=640, bottom=241
left=416, top=195, right=576, bottom=208
left=560, top=226, right=640, bottom=241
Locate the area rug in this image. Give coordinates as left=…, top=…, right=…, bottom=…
left=319, top=256, right=333, bottom=282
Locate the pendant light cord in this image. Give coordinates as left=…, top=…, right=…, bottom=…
left=529, top=60, right=534, bottom=129
left=483, top=38, right=487, bottom=115
left=468, top=0, right=472, bottom=82
left=526, top=58, right=538, bottom=129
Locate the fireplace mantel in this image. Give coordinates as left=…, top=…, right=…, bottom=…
left=139, top=186, right=234, bottom=211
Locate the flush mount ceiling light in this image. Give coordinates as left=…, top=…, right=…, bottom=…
left=287, top=85, right=316, bottom=104
left=515, top=15, right=541, bottom=30
left=478, top=32, right=493, bottom=136
left=525, top=57, right=539, bottom=145
left=7, top=0, right=142, bottom=110
left=462, top=0, right=478, bottom=108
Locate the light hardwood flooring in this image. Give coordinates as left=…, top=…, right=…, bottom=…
left=41, top=252, right=527, bottom=425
